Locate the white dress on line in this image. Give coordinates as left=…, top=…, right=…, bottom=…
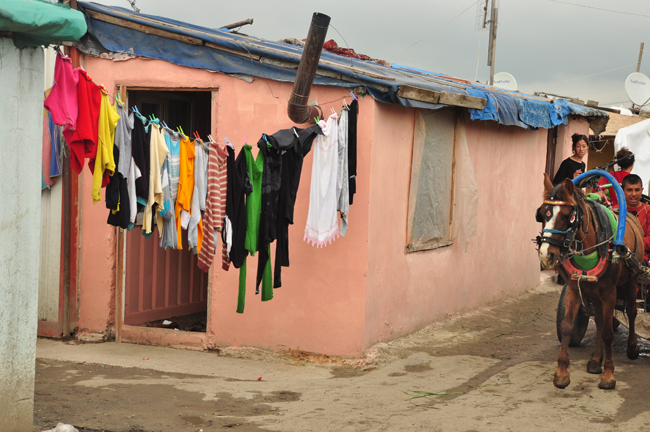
left=304, top=113, right=340, bottom=247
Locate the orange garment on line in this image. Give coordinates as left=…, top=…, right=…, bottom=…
left=175, top=136, right=196, bottom=248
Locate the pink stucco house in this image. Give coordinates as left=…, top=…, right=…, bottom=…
left=37, top=2, right=608, bottom=356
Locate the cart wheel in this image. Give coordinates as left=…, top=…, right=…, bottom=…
left=556, top=284, right=590, bottom=346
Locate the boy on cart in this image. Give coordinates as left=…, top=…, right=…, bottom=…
left=622, top=174, right=650, bottom=263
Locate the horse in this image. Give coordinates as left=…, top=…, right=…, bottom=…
left=537, top=175, right=642, bottom=389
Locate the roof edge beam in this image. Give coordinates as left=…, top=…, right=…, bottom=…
left=397, top=85, right=487, bottom=110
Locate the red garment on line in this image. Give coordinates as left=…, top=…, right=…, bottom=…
left=44, top=53, right=78, bottom=133
left=197, top=143, right=228, bottom=273
left=63, top=69, right=101, bottom=174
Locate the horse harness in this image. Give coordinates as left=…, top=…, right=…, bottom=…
left=536, top=194, right=611, bottom=281
left=536, top=195, right=587, bottom=256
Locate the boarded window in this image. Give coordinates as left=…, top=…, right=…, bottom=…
left=407, top=108, right=456, bottom=252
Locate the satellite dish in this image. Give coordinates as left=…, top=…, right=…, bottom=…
left=625, top=72, right=650, bottom=106
left=493, top=72, right=517, bottom=91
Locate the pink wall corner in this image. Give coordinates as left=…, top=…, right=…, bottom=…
left=554, top=118, right=591, bottom=177
left=77, top=168, right=117, bottom=332
left=207, top=87, right=375, bottom=357
left=79, top=55, right=372, bottom=355
left=364, top=107, right=547, bottom=348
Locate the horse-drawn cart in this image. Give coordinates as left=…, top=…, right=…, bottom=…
left=547, top=168, right=650, bottom=346
left=537, top=163, right=650, bottom=389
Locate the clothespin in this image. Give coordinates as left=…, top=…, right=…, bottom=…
left=330, top=107, right=336, bottom=115
left=314, top=116, right=320, bottom=123
left=193, top=131, right=201, bottom=140
left=132, top=106, right=142, bottom=116
left=161, top=120, right=168, bottom=129
left=292, top=127, right=299, bottom=138
left=177, top=126, right=187, bottom=138
left=223, top=137, right=234, bottom=149
left=242, top=136, right=249, bottom=145
left=207, top=134, right=215, bottom=144
left=262, top=134, right=272, bottom=148
left=350, top=91, right=358, bottom=101
left=115, top=93, right=123, bottom=106
left=343, top=98, right=349, bottom=109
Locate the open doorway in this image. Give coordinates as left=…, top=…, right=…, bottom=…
left=121, top=89, right=213, bottom=334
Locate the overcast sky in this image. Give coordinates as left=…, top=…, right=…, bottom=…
left=91, top=0, right=648, bottom=108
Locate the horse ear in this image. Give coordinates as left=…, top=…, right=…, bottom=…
left=543, top=173, right=554, bottom=192
left=564, top=178, right=575, bottom=195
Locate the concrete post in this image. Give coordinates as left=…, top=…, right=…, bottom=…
left=0, top=38, right=44, bottom=432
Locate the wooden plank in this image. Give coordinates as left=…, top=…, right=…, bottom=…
left=406, top=240, right=454, bottom=253
left=398, top=85, right=440, bottom=104
left=85, top=10, right=203, bottom=46
left=438, top=92, right=486, bottom=109
left=397, top=85, right=487, bottom=110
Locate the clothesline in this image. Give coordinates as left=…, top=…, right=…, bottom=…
left=43, top=48, right=360, bottom=314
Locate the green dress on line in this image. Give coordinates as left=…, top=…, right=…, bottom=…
left=237, top=145, right=273, bottom=313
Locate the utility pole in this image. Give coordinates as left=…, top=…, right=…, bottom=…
left=487, top=0, right=498, bottom=86
left=637, top=42, right=644, bottom=73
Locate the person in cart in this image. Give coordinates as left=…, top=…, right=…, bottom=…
left=597, top=147, right=635, bottom=207
left=622, top=174, right=650, bottom=263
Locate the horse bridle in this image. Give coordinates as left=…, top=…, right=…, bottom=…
left=536, top=195, right=588, bottom=255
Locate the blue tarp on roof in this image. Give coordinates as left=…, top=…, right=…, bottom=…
left=76, top=1, right=609, bottom=133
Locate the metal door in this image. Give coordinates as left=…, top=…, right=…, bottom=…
left=124, top=227, right=208, bottom=326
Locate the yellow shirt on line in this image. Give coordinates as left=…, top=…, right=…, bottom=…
left=91, top=92, right=119, bottom=204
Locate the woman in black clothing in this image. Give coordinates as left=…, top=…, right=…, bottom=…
left=552, top=133, right=589, bottom=185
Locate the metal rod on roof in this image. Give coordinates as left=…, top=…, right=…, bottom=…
left=287, top=12, right=331, bottom=124
left=637, top=42, right=644, bottom=73
left=221, top=18, right=254, bottom=30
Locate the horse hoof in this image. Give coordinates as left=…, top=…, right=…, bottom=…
left=553, top=373, right=570, bottom=389
left=627, top=346, right=639, bottom=360
left=587, top=360, right=602, bottom=374
left=599, top=378, right=616, bottom=390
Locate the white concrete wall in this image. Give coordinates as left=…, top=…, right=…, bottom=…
left=0, top=38, right=44, bottom=432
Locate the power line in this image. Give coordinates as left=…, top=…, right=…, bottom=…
left=549, top=0, right=650, bottom=18
left=548, top=63, right=638, bottom=86
left=387, top=0, right=479, bottom=60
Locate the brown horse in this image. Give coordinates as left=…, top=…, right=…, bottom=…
left=537, top=175, right=642, bottom=389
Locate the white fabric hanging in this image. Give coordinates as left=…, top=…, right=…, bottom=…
left=337, top=109, right=349, bottom=236
left=614, top=119, right=650, bottom=190
left=304, top=113, right=340, bottom=247
left=127, top=157, right=141, bottom=225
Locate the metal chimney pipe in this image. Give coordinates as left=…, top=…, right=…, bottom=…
left=287, top=12, right=330, bottom=124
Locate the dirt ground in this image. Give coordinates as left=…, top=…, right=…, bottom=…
left=34, top=272, right=650, bottom=432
